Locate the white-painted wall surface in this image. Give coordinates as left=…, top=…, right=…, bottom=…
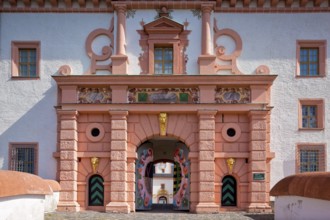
left=213, top=13, right=330, bottom=187
left=0, top=195, right=45, bottom=220
left=274, top=196, right=330, bottom=220
left=152, top=177, right=174, bottom=204
left=44, top=192, right=59, bottom=213
left=0, top=13, right=113, bottom=179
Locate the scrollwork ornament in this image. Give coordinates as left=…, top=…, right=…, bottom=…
left=58, top=65, right=71, bottom=76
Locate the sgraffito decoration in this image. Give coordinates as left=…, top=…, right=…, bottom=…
left=215, top=87, right=250, bottom=104
left=173, top=146, right=189, bottom=210
left=136, top=147, right=154, bottom=210
left=214, top=19, right=270, bottom=75
left=85, top=17, right=114, bottom=75
left=128, top=88, right=199, bottom=104
left=78, top=87, right=112, bottom=104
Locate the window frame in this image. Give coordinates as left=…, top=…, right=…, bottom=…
left=296, top=40, right=326, bottom=77
left=11, top=41, right=40, bottom=79
left=298, top=99, right=324, bottom=130
left=296, top=143, right=326, bottom=173
left=8, top=142, right=38, bottom=175
left=154, top=46, right=174, bottom=74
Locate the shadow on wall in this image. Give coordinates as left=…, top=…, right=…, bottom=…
left=0, top=78, right=58, bottom=179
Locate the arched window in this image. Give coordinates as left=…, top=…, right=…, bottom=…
left=88, top=175, right=104, bottom=206
left=221, top=175, right=237, bottom=206
left=158, top=196, right=167, bottom=204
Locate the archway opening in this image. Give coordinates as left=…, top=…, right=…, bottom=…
left=135, top=137, right=190, bottom=212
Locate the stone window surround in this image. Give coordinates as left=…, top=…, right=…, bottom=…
left=296, top=143, right=326, bottom=173
left=296, top=40, right=327, bottom=77
left=8, top=142, right=39, bottom=175
left=11, top=41, right=40, bottom=79
left=298, top=99, right=324, bottom=130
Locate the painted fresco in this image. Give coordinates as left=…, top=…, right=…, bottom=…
left=136, top=147, right=154, bottom=210
left=173, top=146, right=190, bottom=210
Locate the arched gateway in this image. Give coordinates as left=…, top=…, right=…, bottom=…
left=53, top=73, right=276, bottom=213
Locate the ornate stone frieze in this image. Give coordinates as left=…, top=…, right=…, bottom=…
left=215, top=87, right=250, bottom=104
left=128, top=88, right=199, bottom=104
left=78, top=87, right=112, bottom=104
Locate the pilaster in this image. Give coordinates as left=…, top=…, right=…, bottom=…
left=198, top=3, right=216, bottom=75
left=247, top=110, right=272, bottom=213
left=106, top=110, right=130, bottom=213
left=57, top=110, right=80, bottom=212
left=112, top=3, right=128, bottom=74
left=195, top=110, right=219, bottom=213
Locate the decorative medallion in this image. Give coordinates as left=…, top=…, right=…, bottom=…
left=128, top=88, right=199, bottom=104
left=215, top=88, right=250, bottom=104
left=78, top=87, right=112, bottom=104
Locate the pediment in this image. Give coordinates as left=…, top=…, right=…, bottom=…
left=143, top=17, right=184, bottom=34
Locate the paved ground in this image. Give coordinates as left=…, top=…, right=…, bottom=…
left=45, top=210, right=274, bottom=220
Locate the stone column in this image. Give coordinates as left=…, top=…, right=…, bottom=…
left=195, top=110, right=219, bottom=213
left=57, top=110, right=80, bottom=211
left=126, top=156, right=136, bottom=211
left=198, top=3, right=216, bottom=74
left=112, top=3, right=128, bottom=74
left=247, top=110, right=271, bottom=212
left=106, top=110, right=130, bottom=213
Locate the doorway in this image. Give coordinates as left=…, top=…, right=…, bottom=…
left=135, top=138, right=190, bottom=211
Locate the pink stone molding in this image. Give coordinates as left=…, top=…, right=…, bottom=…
left=84, top=17, right=114, bottom=75
left=137, top=14, right=191, bottom=75
left=11, top=41, right=40, bottom=79
left=296, top=40, right=327, bottom=77
left=213, top=20, right=271, bottom=75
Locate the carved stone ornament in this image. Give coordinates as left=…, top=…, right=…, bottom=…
left=159, top=113, right=167, bottom=136
left=84, top=17, right=114, bottom=75
left=78, top=87, right=112, bottom=104
left=215, top=88, right=250, bottom=104
left=90, top=157, right=100, bottom=173
left=58, top=65, right=71, bottom=75
left=128, top=88, right=199, bottom=104
left=226, top=158, right=235, bottom=174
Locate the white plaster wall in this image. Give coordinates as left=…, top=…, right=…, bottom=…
left=214, top=13, right=330, bottom=187
left=274, top=196, right=330, bottom=220
left=126, top=9, right=202, bottom=75
left=0, top=13, right=113, bottom=179
left=0, top=195, right=45, bottom=220
left=44, top=192, right=59, bottom=213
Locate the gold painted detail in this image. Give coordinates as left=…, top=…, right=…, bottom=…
left=215, top=87, right=250, bottom=104
left=226, top=158, right=235, bottom=174
left=91, top=157, right=100, bottom=173
left=78, top=87, right=112, bottom=104
left=128, top=88, right=199, bottom=104
left=159, top=113, right=167, bottom=136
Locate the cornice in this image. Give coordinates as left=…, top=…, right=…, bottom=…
left=0, top=0, right=329, bottom=13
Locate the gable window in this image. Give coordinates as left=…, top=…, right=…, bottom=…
left=11, top=41, right=40, bottom=79
left=300, top=48, right=319, bottom=76
left=154, top=47, right=173, bottom=74
left=299, top=99, right=324, bottom=130
left=9, top=143, right=38, bottom=174
left=296, top=144, right=326, bottom=173
left=296, top=40, right=326, bottom=77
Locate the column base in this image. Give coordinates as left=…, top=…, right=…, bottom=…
left=56, top=201, right=80, bottom=212
left=198, top=55, right=216, bottom=75
left=247, top=203, right=272, bottom=213
left=111, top=55, right=128, bottom=75
left=195, top=203, right=219, bottom=214
left=106, top=202, right=130, bottom=213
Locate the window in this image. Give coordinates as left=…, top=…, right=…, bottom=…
left=299, top=99, right=324, bottom=130
left=154, top=47, right=173, bottom=74
left=296, top=144, right=326, bottom=173
left=296, top=40, right=326, bottom=77
left=11, top=41, right=40, bottom=78
left=9, top=143, right=38, bottom=174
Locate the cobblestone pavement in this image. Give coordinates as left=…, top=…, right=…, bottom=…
left=45, top=211, right=274, bottom=220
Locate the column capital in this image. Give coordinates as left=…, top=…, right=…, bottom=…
left=109, top=110, right=129, bottom=117
left=57, top=109, right=78, bottom=119
left=248, top=110, right=269, bottom=119
left=201, top=3, right=215, bottom=12
left=113, top=3, right=127, bottom=12
left=197, top=110, right=217, bottom=118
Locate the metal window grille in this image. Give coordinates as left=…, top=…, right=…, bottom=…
left=302, top=105, right=317, bottom=128
left=300, top=48, right=319, bottom=76
left=300, top=150, right=319, bottom=173
left=19, top=48, right=37, bottom=77
left=11, top=145, right=36, bottom=174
